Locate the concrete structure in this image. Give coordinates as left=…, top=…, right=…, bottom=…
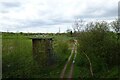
left=31, top=38, right=53, bottom=67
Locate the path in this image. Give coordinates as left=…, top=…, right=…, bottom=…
left=60, top=40, right=77, bottom=78
left=68, top=40, right=77, bottom=78
left=60, top=44, right=75, bottom=78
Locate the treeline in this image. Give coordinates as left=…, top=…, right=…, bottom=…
left=2, top=32, right=68, bottom=36
left=75, top=20, right=120, bottom=78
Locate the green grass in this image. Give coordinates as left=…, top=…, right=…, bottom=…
left=2, top=33, right=72, bottom=78
left=2, top=34, right=33, bottom=78
left=73, top=63, right=81, bottom=78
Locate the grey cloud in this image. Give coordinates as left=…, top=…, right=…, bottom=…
left=75, top=5, right=117, bottom=19
left=104, top=7, right=117, bottom=17
left=0, top=10, right=9, bottom=13
left=1, top=2, right=21, bottom=8
left=15, top=18, right=73, bottom=28
left=51, top=18, right=73, bottom=24
left=0, top=1, right=22, bottom=13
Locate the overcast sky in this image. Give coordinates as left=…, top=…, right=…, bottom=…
left=0, top=0, right=119, bottom=33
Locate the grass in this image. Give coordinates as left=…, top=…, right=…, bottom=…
left=73, top=64, right=81, bottom=78
left=2, top=32, right=119, bottom=78
left=2, top=33, right=72, bottom=78
left=2, top=34, right=33, bottom=78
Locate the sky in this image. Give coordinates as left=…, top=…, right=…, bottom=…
left=0, top=0, right=119, bottom=33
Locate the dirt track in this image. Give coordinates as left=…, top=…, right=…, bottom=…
left=60, top=40, right=77, bottom=78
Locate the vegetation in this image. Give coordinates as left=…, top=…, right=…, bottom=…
left=2, top=33, right=71, bottom=78
left=2, top=19, right=119, bottom=79
left=74, top=20, right=120, bottom=78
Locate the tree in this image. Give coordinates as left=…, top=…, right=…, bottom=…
left=66, top=29, right=73, bottom=36
left=77, top=21, right=116, bottom=77
left=66, top=29, right=72, bottom=33
left=111, top=19, right=120, bottom=33
left=111, top=19, right=120, bottom=41
left=111, top=19, right=120, bottom=67
left=72, top=19, right=85, bottom=32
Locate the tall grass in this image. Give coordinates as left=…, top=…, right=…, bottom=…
left=2, top=33, right=72, bottom=78
left=2, top=33, right=35, bottom=78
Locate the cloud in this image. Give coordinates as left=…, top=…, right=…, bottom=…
left=1, top=2, right=21, bottom=8
left=0, top=0, right=22, bottom=13
left=75, top=7, right=117, bottom=19
left=0, top=0, right=119, bottom=33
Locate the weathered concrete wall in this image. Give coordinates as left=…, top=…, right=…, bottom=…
left=32, top=38, right=53, bottom=67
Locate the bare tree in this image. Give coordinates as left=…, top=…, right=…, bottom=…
left=72, top=19, right=85, bottom=32
left=111, top=19, right=120, bottom=41
left=111, top=19, right=120, bottom=33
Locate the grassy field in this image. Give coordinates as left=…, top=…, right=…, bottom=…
left=2, top=31, right=119, bottom=79
left=2, top=33, right=72, bottom=78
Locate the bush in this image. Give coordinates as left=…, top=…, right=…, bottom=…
left=76, top=21, right=119, bottom=78
left=54, top=39, right=70, bottom=64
